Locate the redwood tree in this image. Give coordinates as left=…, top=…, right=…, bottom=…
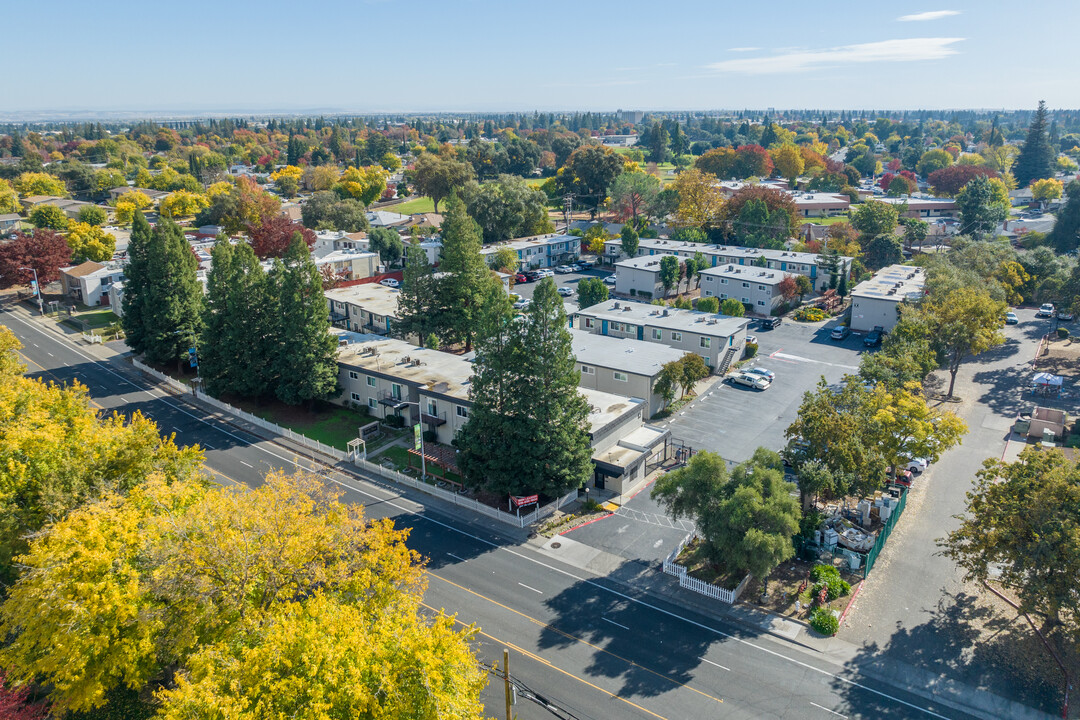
left=0, top=230, right=71, bottom=288
left=247, top=215, right=316, bottom=259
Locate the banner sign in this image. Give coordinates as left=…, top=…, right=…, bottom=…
left=511, top=494, right=539, bottom=508
left=414, top=423, right=422, bottom=451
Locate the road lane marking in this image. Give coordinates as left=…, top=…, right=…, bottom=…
left=240, top=461, right=253, bottom=468
left=428, top=572, right=723, bottom=706
left=810, top=701, right=848, bottom=718
left=701, top=658, right=730, bottom=671
left=202, top=444, right=215, bottom=450
left=422, top=604, right=672, bottom=720
left=173, top=427, right=183, bottom=434
left=118, top=396, right=127, bottom=403
left=602, top=617, right=629, bottom=630
left=447, top=552, right=468, bottom=563
left=769, top=351, right=858, bottom=371
left=517, top=582, right=542, bottom=594
left=46, top=352, right=53, bottom=357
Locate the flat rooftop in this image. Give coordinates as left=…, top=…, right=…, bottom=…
left=325, top=283, right=401, bottom=318
left=580, top=387, right=642, bottom=435
left=611, top=237, right=849, bottom=266
left=851, top=264, right=926, bottom=302
left=479, top=233, right=574, bottom=254
left=337, top=337, right=473, bottom=401
left=570, top=328, right=684, bottom=375
left=700, top=264, right=789, bottom=285
left=615, top=255, right=669, bottom=271
left=577, top=301, right=750, bottom=336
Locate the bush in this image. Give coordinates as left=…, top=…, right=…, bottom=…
left=744, top=342, right=758, bottom=358
left=568, top=228, right=584, bottom=237
left=630, top=289, right=637, bottom=296
left=1057, top=327, right=1070, bottom=339
left=810, top=564, right=851, bottom=601
left=639, top=291, right=652, bottom=299
left=794, top=307, right=828, bottom=322
left=423, top=430, right=437, bottom=443
left=810, top=607, right=840, bottom=636
left=810, top=564, right=840, bottom=583
left=383, top=414, right=405, bottom=428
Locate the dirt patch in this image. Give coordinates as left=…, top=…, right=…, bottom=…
left=678, top=539, right=749, bottom=591
left=742, top=560, right=860, bottom=621
left=539, top=508, right=610, bottom=537
left=1038, top=337, right=1080, bottom=378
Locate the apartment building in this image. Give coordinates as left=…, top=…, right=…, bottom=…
left=698, top=264, right=794, bottom=314
left=312, top=249, right=379, bottom=281
left=59, top=261, right=124, bottom=307
left=849, top=264, right=927, bottom=332
left=612, top=256, right=668, bottom=298
left=479, top=233, right=579, bottom=270
left=573, top=301, right=749, bottom=373
left=874, top=196, right=958, bottom=219
left=325, top=284, right=402, bottom=336
left=570, top=328, right=685, bottom=418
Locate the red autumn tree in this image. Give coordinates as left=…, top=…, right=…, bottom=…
left=778, top=275, right=799, bottom=302
left=880, top=173, right=896, bottom=192
left=734, top=144, right=774, bottom=179
left=0, top=230, right=72, bottom=288
left=721, top=186, right=800, bottom=238
left=247, top=215, right=316, bottom=259
left=928, top=165, right=1000, bottom=198
left=0, top=672, right=48, bottom=720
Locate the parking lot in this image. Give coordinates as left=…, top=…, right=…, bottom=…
left=509, top=265, right=613, bottom=306
left=659, top=316, right=869, bottom=465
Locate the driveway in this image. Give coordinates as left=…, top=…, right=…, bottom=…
left=660, top=317, right=866, bottom=463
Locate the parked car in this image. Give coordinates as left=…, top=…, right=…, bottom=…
left=602, top=275, right=616, bottom=285
left=379, top=278, right=400, bottom=289
left=1037, top=303, right=1055, bottom=318
left=577, top=259, right=593, bottom=269
left=555, top=265, right=574, bottom=274
left=536, top=269, right=555, bottom=279
left=512, top=298, right=531, bottom=310
left=570, top=263, right=584, bottom=272
left=1004, top=311, right=1019, bottom=325
left=830, top=326, right=851, bottom=340
left=557, top=286, right=574, bottom=297
left=745, top=367, right=776, bottom=382
left=760, top=316, right=781, bottom=330
left=727, top=372, right=770, bottom=390
left=906, top=457, right=930, bottom=474
left=745, top=334, right=758, bottom=345
left=864, top=327, right=884, bottom=347
left=524, top=271, right=541, bottom=282
left=1057, top=310, right=1074, bottom=321
left=515, top=272, right=529, bottom=283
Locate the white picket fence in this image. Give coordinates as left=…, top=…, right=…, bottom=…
left=662, top=533, right=751, bottom=605
left=131, top=358, right=576, bottom=528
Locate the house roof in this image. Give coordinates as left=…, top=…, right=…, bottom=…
left=0, top=213, right=20, bottom=222
left=324, top=283, right=401, bottom=318
left=569, top=328, right=684, bottom=377
left=61, top=260, right=106, bottom=278
left=700, top=264, right=792, bottom=286
left=850, top=264, right=926, bottom=302
left=576, top=302, right=749, bottom=336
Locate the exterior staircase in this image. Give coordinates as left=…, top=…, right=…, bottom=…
left=716, top=346, right=737, bottom=374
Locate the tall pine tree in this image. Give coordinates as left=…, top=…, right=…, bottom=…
left=139, top=220, right=203, bottom=369
left=1014, top=101, right=1055, bottom=188
left=393, top=241, right=439, bottom=342
left=457, top=279, right=592, bottom=497
left=121, top=210, right=153, bottom=355
left=201, top=240, right=277, bottom=398
left=270, top=235, right=339, bottom=406
left=435, top=194, right=501, bottom=351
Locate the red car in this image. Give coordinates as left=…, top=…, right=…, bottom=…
left=515, top=272, right=529, bottom=283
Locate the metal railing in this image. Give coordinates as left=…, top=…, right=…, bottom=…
left=130, top=358, right=575, bottom=528
left=662, top=533, right=751, bottom=604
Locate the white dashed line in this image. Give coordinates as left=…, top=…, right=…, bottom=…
left=701, top=658, right=730, bottom=671
left=602, top=617, right=629, bottom=630
left=809, top=701, right=847, bottom=718
left=517, top=583, right=543, bottom=594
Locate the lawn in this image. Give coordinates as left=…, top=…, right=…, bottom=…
left=56, top=306, right=120, bottom=328
left=380, top=444, right=464, bottom=485
left=525, top=177, right=548, bottom=188
left=388, top=196, right=436, bottom=215
left=803, top=215, right=850, bottom=226
left=231, top=400, right=381, bottom=451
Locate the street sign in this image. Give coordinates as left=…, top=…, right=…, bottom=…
left=511, top=494, right=539, bottom=508
left=413, top=423, right=422, bottom=451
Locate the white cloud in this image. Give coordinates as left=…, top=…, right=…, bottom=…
left=707, top=38, right=963, bottom=75
left=728, top=47, right=760, bottom=52
left=897, top=10, right=960, bottom=21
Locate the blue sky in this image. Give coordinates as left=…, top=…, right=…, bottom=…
left=6, top=0, right=1078, bottom=113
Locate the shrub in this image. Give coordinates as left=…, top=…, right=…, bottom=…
left=810, top=607, right=840, bottom=636
left=630, top=289, right=637, bottom=296
left=1057, top=327, right=1070, bottom=339
left=423, top=430, right=438, bottom=443
left=581, top=497, right=603, bottom=513
left=810, top=564, right=851, bottom=600
left=568, top=228, right=584, bottom=237
left=383, top=414, right=405, bottom=428
left=794, top=307, right=828, bottom=322
left=810, top=564, right=840, bottom=583
left=744, top=342, right=758, bottom=358
left=639, top=291, right=652, bottom=299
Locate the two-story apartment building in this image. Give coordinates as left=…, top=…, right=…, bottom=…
left=849, top=264, right=926, bottom=333
left=612, top=256, right=669, bottom=298
left=698, top=264, right=794, bottom=314
left=312, top=249, right=380, bottom=281
left=334, top=336, right=668, bottom=493
left=605, top=237, right=850, bottom=292
left=573, top=302, right=749, bottom=373
left=570, top=328, right=685, bottom=418
left=479, top=233, right=579, bottom=270
left=59, top=261, right=124, bottom=307
left=325, top=284, right=402, bottom=336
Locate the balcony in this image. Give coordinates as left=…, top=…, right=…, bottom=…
left=421, top=409, right=447, bottom=426
left=377, top=390, right=409, bottom=410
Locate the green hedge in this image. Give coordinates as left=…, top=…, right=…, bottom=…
left=810, top=607, right=840, bottom=636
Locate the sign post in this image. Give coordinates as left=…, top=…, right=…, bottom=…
left=413, top=423, right=426, bottom=480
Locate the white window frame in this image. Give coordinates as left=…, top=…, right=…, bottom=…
left=757, top=300, right=766, bottom=306
left=351, top=392, right=361, bottom=401
left=367, top=397, right=376, bottom=409
left=652, top=328, right=662, bottom=340
left=426, top=399, right=437, bottom=416
left=699, top=337, right=711, bottom=349
left=742, top=297, right=750, bottom=304
left=349, top=371, right=359, bottom=380
left=581, top=365, right=594, bottom=375
left=456, top=406, right=468, bottom=418
left=671, top=331, right=682, bottom=341
left=613, top=371, right=629, bottom=382
left=367, top=376, right=376, bottom=387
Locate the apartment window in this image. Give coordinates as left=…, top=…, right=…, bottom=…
left=742, top=282, right=749, bottom=288
left=613, top=371, right=628, bottom=382
left=584, top=318, right=595, bottom=329
left=349, top=371, right=359, bottom=380
left=581, top=365, right=594, bottom=375
left=391, top=383, right=402, bottom=400
left=705, top=276, right=713, bottom=283
left=368, top=398, right=377, bottom=409
left=652, top=329, right=662, bottom=340
left=367, top=377, right=376, bottom=387
left=720, top=293, right=728, bottom=299
left=758, top=284, right=766, bottom=291
left=426, top=400, right=437, bottom=416
left=720, top=278, right=727, bottom=284
left=757, top=300, right=766, bottom=306
left=351, top=392, right=361, bottom=401
left=742, top=297, right=750, bottom=304
left=671, top=331, right=682, bottom=341
left=456, top=406, right=469, bottom=418
left=700, top=337, right=711, bottom=349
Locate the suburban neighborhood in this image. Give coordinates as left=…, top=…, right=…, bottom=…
left=1, top=4, right=1079, bottom=718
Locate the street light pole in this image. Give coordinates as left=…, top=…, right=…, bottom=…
left=18, top=267, right=43, bottom=315
left=399, top=400, right=427, bottom=480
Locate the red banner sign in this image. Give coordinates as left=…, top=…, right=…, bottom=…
left=511, top=494, right=539, bottom=508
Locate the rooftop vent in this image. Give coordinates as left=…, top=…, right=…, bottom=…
left=614, top=301, right=621, bottom=309
left=623, top=306, right=632, bottom=312
left=662, top=309, right=670, bottom=317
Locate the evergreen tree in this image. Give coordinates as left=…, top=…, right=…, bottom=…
left=1048, top=180, right=1080, bottom=253
left=121, top=211, right=153, bottom=355
left=435, top=195, right=500, bottom=351
left=270, top=235, right=339, bottom=406
left=837, top=263, right=849, bottom=298
left=139, top=220, right=203, bottom=369
left=394, top=242, right=440, bottom=340
left=201, top=241, right=277, bottom=398
left=286, top=135, right=301, bottom=166
left=457, top=280, right=591, bottom=497
left=1013, top=101, right=1055, bottom=188
left=10, top=132, right=25, bottom=158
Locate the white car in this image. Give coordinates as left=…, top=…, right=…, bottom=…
left=537, top=269, right=555, bottom=278
left=512, top=298, right=531, bottom=310
left=1037, top=303, right=1055, bottom=318
left=727, top=372, right=770, bottom=391
left=554, top=265, right=574, bottom=274
left=557, top=286, right=574, bottom=297
left=602, top=275, right=616, bottom=285
left=906, top=457, right=929, bottom=473
left=379, top=279, right=400, bottom=289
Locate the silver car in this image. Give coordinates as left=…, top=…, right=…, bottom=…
left=727, top=372, right=770, bottom=391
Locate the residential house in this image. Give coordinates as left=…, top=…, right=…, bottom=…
left=59, top=261, right=124, bottom=307
left=570, top=328, right=684, bottom=418
left=849, top=264, right=926, bottom=333
left=573, top=301, right=749, bottom=373
left=479, top=233, right=579, bottom=270
left=333, top=336, right=667, bottom=493
left=874, top=196, right=957, bottom=219
left=0, top=214, right=20, bottom=232
left=789, top=192, right=850, bottom=218
left=107, top=187, right=171, bottom=203
left=367, top=210, right=410, bottom=228
left=325, top=283, right=402, bottom=336
left=699, top=264, right=795, bottom=314
left=19, top=195, right=64, bottom=210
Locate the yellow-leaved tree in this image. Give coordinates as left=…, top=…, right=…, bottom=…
left=337, top=165, right=388, bottom=205
left=15, top=172, right=67, bottom=198
left=115, top=189, right=153, bottom=210
left=65, top=221, right=116, bottom=262
left=0, top=470, right=487, bottom=719
left=671, top=167, right=724, bottom=230
left=0, top=179, right=21, bottom=214
left=159, top=190, right=209, bottom=218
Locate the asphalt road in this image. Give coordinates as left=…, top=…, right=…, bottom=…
left=1, top=303, right=992, bottom=720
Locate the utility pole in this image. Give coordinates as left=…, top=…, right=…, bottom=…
left=562, top=193, right=573, bottom=232
left=503, top=648, right=512, bottom=720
